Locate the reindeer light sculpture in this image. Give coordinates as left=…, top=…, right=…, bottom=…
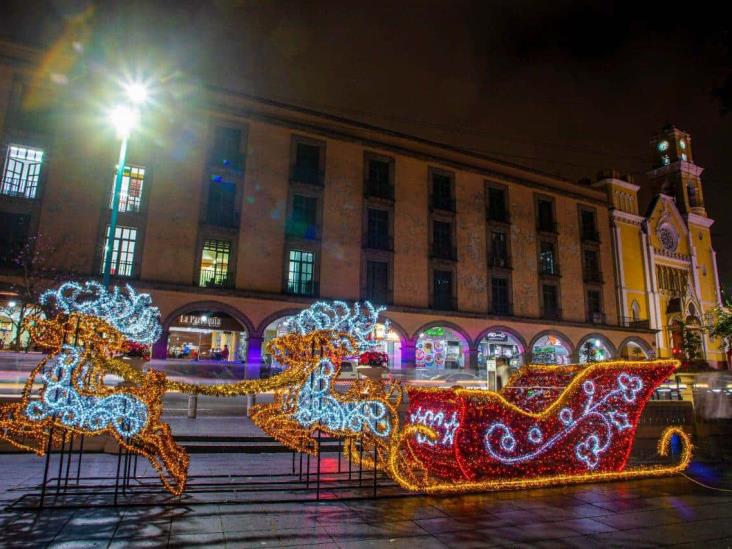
left=0, top=281, right=189, bottom=496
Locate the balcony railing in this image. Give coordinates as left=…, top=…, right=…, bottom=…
left=431, top=295, right=457, bottom=311
left=489, top=255, right=511, bottom=269
left=486, top=207, right=510, bottom=223
left=581, top=230, right=600, bottom=243
left=430, top=195, right=456, bottom=213
left=583, top=270, right=603, bottom=284
left=620, top=317, right=651, bottom=329
left=364, top=179, right=394, bottom=201
left=208, top=151, right=245, bottom=172
left=286, top=220, right=319, bottom=240
left=491, top=302, right=512, bottom=316
left=587, top=311, right=606, bottom=325
left=205, top=207, right=238, bottom=228
left=364, top=233, right=393, bottom=251
left=286, top=279, right=320, bottom=298
left=199, top=269, right=234, bottom=289
left=291, top=165, right=324, bottom=186
left=431, top=244, right=457, bottom=261
left=542, top=307, right=562, bottom=320
left=537, top=220, right=558, bottom=233
left=539, top=264, right=560, bottom=277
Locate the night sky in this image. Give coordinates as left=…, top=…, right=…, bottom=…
left=2, top=1, right=730, bottom=288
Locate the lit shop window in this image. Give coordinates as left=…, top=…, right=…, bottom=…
left=110, top=165, right=145, bottom=213
left=101, top=225, right=137, bottom=277
left=1, top=145, right=43, bottom=198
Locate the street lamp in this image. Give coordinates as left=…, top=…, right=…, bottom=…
left=102, top=83, right=147, bottom=288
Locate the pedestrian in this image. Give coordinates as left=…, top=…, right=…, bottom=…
left=221, top=344, right=230, bottom=361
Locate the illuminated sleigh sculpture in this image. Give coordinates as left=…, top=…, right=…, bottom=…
left=249, top=302, right=401, bottom=468
left=0, top=282, right=189, bottom=496
left=391, top=361, right=692, bottom=494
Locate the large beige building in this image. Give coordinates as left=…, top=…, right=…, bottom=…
left=0, top=41, right=724, bottom=371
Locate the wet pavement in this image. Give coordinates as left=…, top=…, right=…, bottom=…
left=0, top=451, right=731, bottom=548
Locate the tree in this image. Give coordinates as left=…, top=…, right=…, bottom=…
left=0, top=235, right=66, bottom=351
left=709, top=297, right=732, bottom=353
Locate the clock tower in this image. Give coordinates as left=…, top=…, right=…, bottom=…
left=648, top=125, right=706, bottom=217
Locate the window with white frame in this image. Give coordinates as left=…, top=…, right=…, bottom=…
left=287, top=249, right=314, bottom=295
left=110, top=165, right=145, bottom=213
left=1, top=145, right=43, bottom=198
left=101, top=225, right=137, bottom=277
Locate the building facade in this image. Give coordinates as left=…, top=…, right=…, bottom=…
left=0, top=41, right=724, bottom=369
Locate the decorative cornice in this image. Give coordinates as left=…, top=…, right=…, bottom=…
left=647, top=160, right=704, bottom=179
left=611, top=209, right=644, bottom=226
left=685, top=213, right=715, bottom=229
left=593, top=178, right=640, bottom=192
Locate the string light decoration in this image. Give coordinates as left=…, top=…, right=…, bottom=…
left=387, top=360, right=693, bottom=494
left=0, top=282, right=189, bottom=496
left=40, top=280, right=162, bottom=345
left=249, top=302, right=401, bottom=459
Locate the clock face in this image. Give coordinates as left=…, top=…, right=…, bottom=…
left=658, top=225, right=677, bottom=252
left=657, top=140, right=669, bottom=152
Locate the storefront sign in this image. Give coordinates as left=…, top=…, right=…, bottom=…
left=483, top=332, right=508, bottom=342
left=178, top=315, right=222, bottom=328
left=424, top=327, right=445, bottom=337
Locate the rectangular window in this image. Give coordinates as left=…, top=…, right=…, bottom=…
left=581, top=209, right=598, bottom=241
left=211, top=126, right=243, bottom=170
left=102, top=225, right=137, bottom=277
left=583, top=249, right=601, bottom=282
left=287, top=250, right=315, bottom=296
left=542, top=284, right=559, bottom=318
left=433, top=220, right=453, bottom=259
left=199, top=239, right=231, bottom=287
left=367, top=208, right=390, bottom=249
left=293, top=142, right=322, bottom=185
left=289, top=194, right=318, bottom=238
left=366, top=260, right=389, bottom=304
left=491, top=277, right=510, bottom=315
left=490, top=231, right=508, bottom=267
left=0, top=212, right=30, bottom=265
left=539, top=241, right=557, bottom=275
left=487, top=187, right=508, bottom=222
left=366, top=158, right=393, bottom=199
left=1, top=145, right=43, bottom=198
left=587, top=289, right=602, bottom=314
left=433, top=270, right=454, bottom=310
left=537, top=199, right=555, bottom=232
left=206, top=178, right=236, bottom=226
left=431, top=172, right=454, bottom=211
left=110, top=165, right=145, bottom=213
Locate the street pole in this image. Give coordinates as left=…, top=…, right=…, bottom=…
left=102, top=137, right=129, bottom=288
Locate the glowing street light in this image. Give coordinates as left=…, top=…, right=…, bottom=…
left=8, top=301, right=16, bottom=308
left=102, top=81, right=149, bottom=288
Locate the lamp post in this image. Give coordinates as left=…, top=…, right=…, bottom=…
left=102, top=83, right=147, bottom=288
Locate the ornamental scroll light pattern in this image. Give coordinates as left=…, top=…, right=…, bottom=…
left=0, top=282, right=189, bottom=496
left=249, top=301, right=401, bottom=466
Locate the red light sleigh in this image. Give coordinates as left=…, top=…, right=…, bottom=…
left=388, top=360, right=692, bottom=494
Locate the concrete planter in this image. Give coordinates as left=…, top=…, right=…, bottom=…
left=356, top=366, right=387, bottom=381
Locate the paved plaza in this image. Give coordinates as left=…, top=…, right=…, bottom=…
left=0, top=451, right=731, bottom=548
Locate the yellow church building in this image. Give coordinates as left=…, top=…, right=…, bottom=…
left=595, top=126, right=725, bottom=367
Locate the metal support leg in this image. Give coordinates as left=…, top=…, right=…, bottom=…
left=76, top=435, right=84, bottom=484
left=55, top=433, right=66, bottom=497
left=63, top=433, right=74, bottom=491
left=316, top=431, right=321, bottom=501
left=39, top=427, right=55, bottom=509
